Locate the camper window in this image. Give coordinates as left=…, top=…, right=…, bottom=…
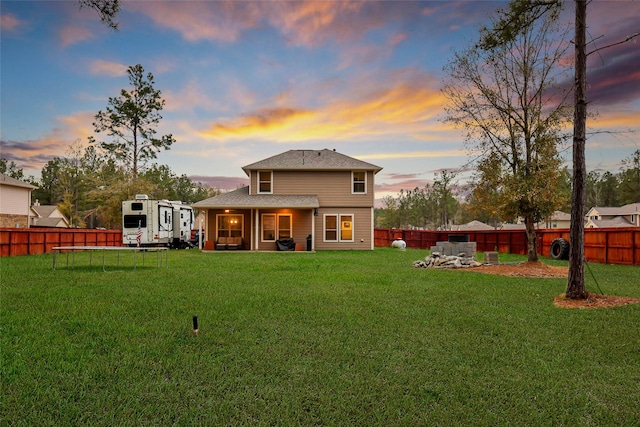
left=124, top=215, right=147, bottom=228
left=131, top=202, right=144, bottom=211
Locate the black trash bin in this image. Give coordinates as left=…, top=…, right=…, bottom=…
left=306, top=235, right=312, bottom=251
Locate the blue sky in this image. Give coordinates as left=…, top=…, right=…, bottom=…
left=2, top=0, right=639, bottom=199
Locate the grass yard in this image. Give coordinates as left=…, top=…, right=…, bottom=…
left=1, top=249, right=639, bottom=426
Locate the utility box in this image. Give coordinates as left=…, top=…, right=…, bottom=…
left=484, top=251, right=499, bottom=264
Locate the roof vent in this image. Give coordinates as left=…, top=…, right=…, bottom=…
left=135, top=194, right=149, bottom=200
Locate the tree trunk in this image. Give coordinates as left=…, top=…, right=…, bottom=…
left=525, top=216, right=539, bottom=263
left=566, top=0, right=587, bottom=299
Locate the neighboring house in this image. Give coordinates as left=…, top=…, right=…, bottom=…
left=536, top=211, right=572, bottom=229
left=0, top=173, right=37, bottom=228
left=451, top=220, right=495, bottom=231
left=193, top=149, right=382, bottom=251
left=585, top=203, right=640, bottom=228
left=30, top=201, right=71, bottom=228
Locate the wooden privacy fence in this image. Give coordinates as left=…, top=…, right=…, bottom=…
left=375, top=228, right=640, bottom=266
left=0, top=228, right=122, bottom=257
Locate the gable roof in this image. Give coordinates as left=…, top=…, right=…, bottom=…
left=452, top=220, right=495, bottom=231
left=241, top=149, right=382, bottom=176
left=588, top=203, right=640, bottom=217
left=31, top=205, right=59, bottom=218
left=193, top=186, right=319, bottom=209
left=30, top=204, right=71, bottom=228
left=586, top=217, right=634, bottom=228
left=548, top=210, right=571, bottom=221
left=0, top=173, right=37, bottom=190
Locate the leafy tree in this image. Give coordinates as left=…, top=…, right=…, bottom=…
left=453, top=201, right=482, bottom=227
left=37, top=157, right=78, bottom=207
left=474, top=0, right=637, bottom=297
left=555, top=167, right=573, bottom=213
left=90, top=64, right=175, bottom=181
left=585, top=170, right=603, bottom=208
left=140, top=164, right=177, bottom=200
left=468, top=152, right=507, bottom=227
left=377, top=196, right=400, bottom=228
left=432, top=171, right=458, bottom=229
left=0, top=158, right=25, bottom=180
left=586, top=170, right=620, bottom=208
left=375, top=181, right=461, bottom=230
left=442, top=0, right=572, bottom=262
left=599, top=172, right=620, bottom=207
left=618, top=149, right=640, bottom=204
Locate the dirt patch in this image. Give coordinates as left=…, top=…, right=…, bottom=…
left=469, top=262, right=640, bottom=309
left=472, top=261, right=568, bottom=278
left=553, top=293, right=640, bottom=309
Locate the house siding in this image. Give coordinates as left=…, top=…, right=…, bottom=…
left=250, top=170, right=375, bottom=207
left=314, top=207, right=373, bottom=250
left=0, top=185, right=32, bottom=228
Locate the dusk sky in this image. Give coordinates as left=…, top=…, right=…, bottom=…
left=2, top=1, right=639, bottom=199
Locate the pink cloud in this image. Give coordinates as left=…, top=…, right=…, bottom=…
left=128, top=1, right=396, bottom=47
left=89, top=60, right=128, bottom=77
left=0, top=112, right=95, bottom=174
left=388, top=32, right=408, bottom=46
left=59, top=26, right=94, bottom=47
left=201, top=69, right=447, bottom=142
left=127, top=1, right=261, bottom=43
left=1, top=13, right=22, bottom=32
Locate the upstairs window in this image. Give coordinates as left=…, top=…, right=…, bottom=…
left=258, top=171, right=272, bottom=194
left=352, top=171, right=366, bottom=194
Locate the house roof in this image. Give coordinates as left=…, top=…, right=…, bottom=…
left=30, top=204, right=71, bottom=228
left=0, top=173, right=37, bottom=189
left=31, top=205, right=58, bottom=218
left=588, top=203, right=640, bottom=217
left=622, top=203, right=640, bottom=213
left=241, top=149, right=382, bottom=176
left=587, top=217, right=634, bottom=228
left=500, top=223, right=526, bottom=230
left=549, top=210, right=571, bottom=221
left=193, top=186, right=320, bottom=209
left=32, top=217, right=70, bottom=228
left=452, top=220, right=495, bottom=231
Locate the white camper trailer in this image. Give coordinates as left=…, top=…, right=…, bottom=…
left=171, top=201, right=195, bottom=249
left=122, top=195, right=194, bottom=248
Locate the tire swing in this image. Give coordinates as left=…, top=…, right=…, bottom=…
left=550, top=238, right=570, bottom=260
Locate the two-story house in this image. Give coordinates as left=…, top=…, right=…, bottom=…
left=585, top=203, right=640, bottom=228
left=0, top=173, right=37, bottom=228
left=192, top=149, right=382, bottom=251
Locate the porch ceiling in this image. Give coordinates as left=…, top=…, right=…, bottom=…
left=193, top=186, right=319, bottom=209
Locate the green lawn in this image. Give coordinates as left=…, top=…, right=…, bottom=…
left=1, top=249, right=639, bottom=426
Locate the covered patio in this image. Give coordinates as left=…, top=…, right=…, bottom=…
left=193, top=187, right=319, bottom=251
